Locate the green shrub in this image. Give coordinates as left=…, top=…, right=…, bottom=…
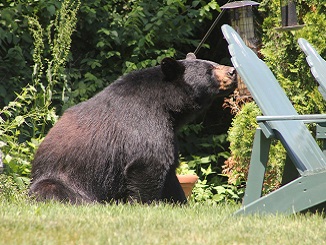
left=260, top=1, right=326, bottom=115
left=0, top=174, right=28, bottom=202
left=0, top=0, right=222, bottom=111
left=224, top=102, right=286, bottom=194
left=0, top=0, right=79, bottom=187
left=177, top=124, right=243, bottom=203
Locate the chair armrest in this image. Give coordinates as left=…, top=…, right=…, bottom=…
left=257, top=114, right=326, bottom=124
left=257, top=114, right=326, bottom=139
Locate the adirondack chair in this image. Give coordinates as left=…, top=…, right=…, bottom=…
left=298, top=38, right=326, bottom=100
left=221, top=24, right=326, bottom=215
left=298, top=38, right=326, bottom=155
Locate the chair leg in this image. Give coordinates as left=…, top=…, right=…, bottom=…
left=281, top=155, right=299, bottom=186
left=316, top=122, right=326, bottom=157
left=235, top=171, right=326, bottom=215
left=243, top=128, right=271, bottom=206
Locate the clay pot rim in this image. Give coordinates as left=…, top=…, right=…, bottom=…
left=176, top=174, right=199, bottom=184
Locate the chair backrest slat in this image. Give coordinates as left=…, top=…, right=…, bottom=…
left=298, top=38, right=326, bottom=99
left=222, top=25, right=326, bottom=173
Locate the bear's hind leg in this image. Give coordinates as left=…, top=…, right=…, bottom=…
left=29, top=178, right=92, bottom=204
left=124, top=161, right=165, bottom=204
left=124, top=161, right=186, bottom=204
left=161, top=169, right=187, bottom=204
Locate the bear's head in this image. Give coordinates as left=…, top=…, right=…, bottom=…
left=161, top=53, right=237, bottom=98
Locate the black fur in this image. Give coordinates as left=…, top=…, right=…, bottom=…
left=29, top=55, right=236, bottom=204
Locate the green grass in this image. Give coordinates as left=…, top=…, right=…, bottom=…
left=1, top=192, right=326, bottom=245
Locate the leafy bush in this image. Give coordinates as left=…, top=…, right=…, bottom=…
left=0, top=91, right=57, bottom=187
left=0, top=174, right=28, bottom=202
left=0, top=0, right=62, bottom=106
left=224, top=102, right=285, bottom=194
left=177, top=123, right=244, bottom=203
left=0, top=0, right=79, bottom=187
left=1, top=0, right=221, bottom=109
left=259, top=0, right=326, bottom=115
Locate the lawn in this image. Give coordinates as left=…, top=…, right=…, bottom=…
left=1, top=194, right=326, bottom=245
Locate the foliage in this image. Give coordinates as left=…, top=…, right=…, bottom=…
left=225, top=0, right=326, bottom=194
left=0, top=0, right=79, bottom=186
left=224, top=102, right=285, bottom=193
left=259, top=0, right=326, bottom=115
left=0, top=0, right=221, bottom=111
left=0, top=174, right=28, bottom=202
left=65, top=0, right=221, bottom=108
left=28, top=0, right=80, bottom=106
left=192, top=178, right=244, bottom=203
left=0, top=0, right=61, bottom=105
left=177, top=124, right=243, bottom=203
left=0, top=85, right=58, bottom=187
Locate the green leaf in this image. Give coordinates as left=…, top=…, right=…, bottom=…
left=47, top=5, right=56, bottom=16
left=212, top=194, right=224, bottom=202
left=0, top=141, right=6, bottom=148
left=200, top=157, right=210, bottom=164
left=14, top=116, right=25, bottom=126
left=99, top=28, right=110, bottom=36
left=192, top=1, right=200, bottom=7
left=4, top=154, right=13, bottom=164
left=214, top=186, right=226, bottom=194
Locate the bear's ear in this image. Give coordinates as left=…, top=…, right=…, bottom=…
left=161, top=57, right=185, bottom=81
left=186, top=53, right=196, bottom=60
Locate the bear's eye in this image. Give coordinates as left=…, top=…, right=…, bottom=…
left=206, top=65, right=214, bottom=75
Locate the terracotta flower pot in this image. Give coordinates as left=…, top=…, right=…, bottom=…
left=177, top=174, right=198, bottom=198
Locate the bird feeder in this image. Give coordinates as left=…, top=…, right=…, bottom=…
left=278, top=0, right=304, bottom=31
left=221, top=1, right=259, bottom=50
left=221, top=1, right=259, bottom=97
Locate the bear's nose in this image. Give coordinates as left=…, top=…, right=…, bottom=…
left=228, top=68, right=236, bottom=77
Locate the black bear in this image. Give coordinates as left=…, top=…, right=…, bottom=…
left=29, top=53, right=237, bottom=204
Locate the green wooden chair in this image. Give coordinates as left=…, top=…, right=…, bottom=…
left=298, top=38, right=326, bottom=100
left=221, top=24, right=326, bottom=215
left=298, top=38, right=326, bottom=155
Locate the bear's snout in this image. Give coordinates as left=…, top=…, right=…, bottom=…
left=227, top=67, right=236, bottom=78
left=213, top=65, right=237, bottom=92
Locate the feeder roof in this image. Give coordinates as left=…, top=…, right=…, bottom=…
left=220, top=1, right=259, bottom=9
